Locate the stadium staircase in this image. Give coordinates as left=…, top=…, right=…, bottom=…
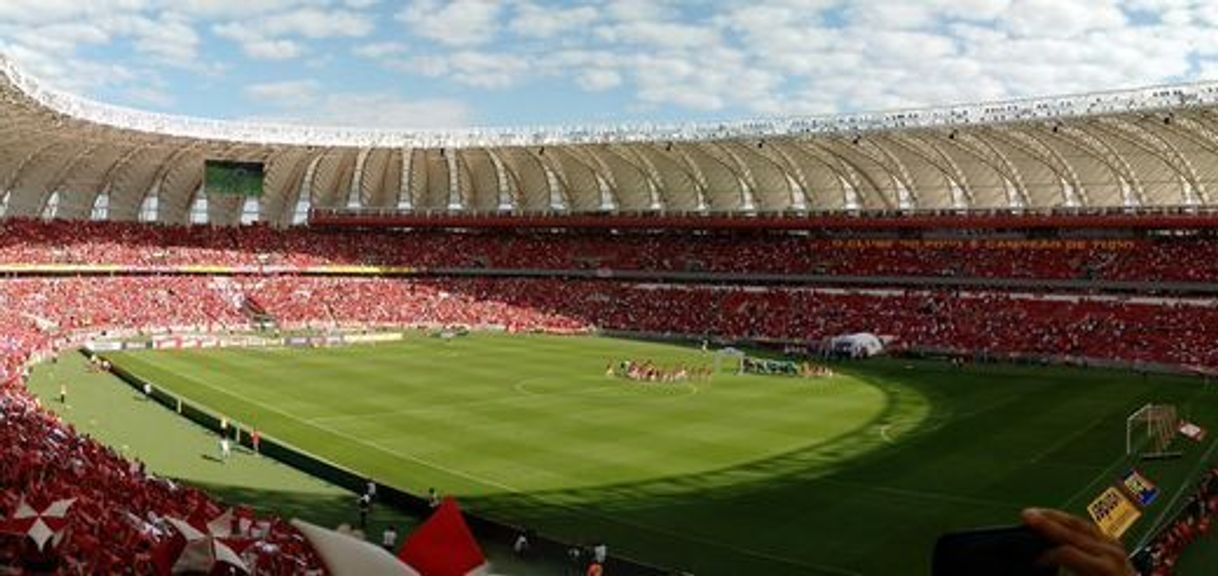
left=208, top=277, right=278, bottom=331
left=241, top=296, right=279, bottom=332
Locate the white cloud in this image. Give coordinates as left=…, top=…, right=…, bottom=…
left=576, top=69, right=622, bottom=91
left=242, top=39, right=304, bottom=60
left=404, top=50, right=531, bottom=88
left=169, top=0, right=337, bottom=19
left=214, top=7, right=373, bottom=60
left=126, top=85, right=174, bottom=108
left=119, top=14, right=201, bottom=67
left=254, top=7, right=374, bottom=38
left=510, top=2, right=598, bottom=38
left=1002, top=0, right=1126, bottom=38
left=0, top=0, right=150, bottom=25
left=245, top=80, right=321, bottom=108
left=251, top=92, right=473, bottom=128
left=396, top=0, right=503, bottom=46
left=353, top=41, right=408, bottom=59
left=0, top=40, right=137, bottom=93
left=323, top=93, right=472, bottom=127
left=6, top=0, right=1218, bottom=128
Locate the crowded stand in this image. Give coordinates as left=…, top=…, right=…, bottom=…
left=0, top=275, right=1206, bottom=370
left=229, top=276, right=1218, bottom=368
left=0, top=279, right=324, bottom=574
left=1136, top=469, right=1218, bottom=575
left=3, top=219, right=1218, bottom=283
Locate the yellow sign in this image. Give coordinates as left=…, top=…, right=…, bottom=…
left=1087, top=486, right=1142, bottom=539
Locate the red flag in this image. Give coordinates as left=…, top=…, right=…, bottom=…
left=398, top=498, right=486, bottom=576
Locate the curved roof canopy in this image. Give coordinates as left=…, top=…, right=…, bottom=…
left=4, top=55, right=1218, bottom=227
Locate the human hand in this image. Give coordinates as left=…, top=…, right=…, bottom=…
left=1021, top=508, right=1135, bottom=576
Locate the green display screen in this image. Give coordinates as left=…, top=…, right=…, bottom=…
left=205, top=160, right=264, bottom=197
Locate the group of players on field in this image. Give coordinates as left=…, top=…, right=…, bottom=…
left=607, top=360, right=713, bottom=383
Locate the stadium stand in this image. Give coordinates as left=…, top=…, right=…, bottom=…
left=0, top=280, right=324, bottom=574
left=3, top=219, right=1218, bottom=283
left=1135, top=469, right=1218, bottom=576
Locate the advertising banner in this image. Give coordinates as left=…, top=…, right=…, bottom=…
left=1087, top=486, right=1142, bottom=539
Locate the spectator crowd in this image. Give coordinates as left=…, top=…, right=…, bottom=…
left=0, top=278, right=325, bottom=574
left=3, top=218, right=1218, bottom=282
left=1135, top=468, right=1218, bottom=575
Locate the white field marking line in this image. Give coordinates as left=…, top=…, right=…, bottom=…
left=1135, top=434, right=1218, bottom=550
left=311, top=375, right=697, bottom=425
left=158, top=368, right=522, bottom=493
left=1026, top=413, right=1114, bottom=465
left=152, top=370, right=859, bottom=575
left=512, top=378, right=699, bottom=399
left=878, top=425, right=893, bottom=443
left=511, top=379, right=621, bottom=396
left=811, top=477, right=1025, bottom=510
left=879, top=425, right=894, bottom=444
left=1058, top=447, right=1139, bottom=511
left=306, top=393, right=550, bottom=425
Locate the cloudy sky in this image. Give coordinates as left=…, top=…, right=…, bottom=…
left=0, top=0, right=1216, bottom=130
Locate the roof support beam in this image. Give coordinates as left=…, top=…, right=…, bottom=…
left=888, top=133, right=974, bottom=208
left=784, top=140, right=861, bottom=210
left=802, top=139, right=895, bottom=210
left=483, top=148, right=516, bottom=211
left=948, top=132, right=1030, bottom=208
left=753, top=141, right=813, bottom=210
left=986, top=126, right=1087, bottom=207
left=522, top=148, right=570, bottom=210
left=602, top=144, right=666, bottom=210
left=1051, top=123, right=1144, bottom=206
left=854, top=137, right=921, bottom=208
left=1097, top=117, right=1206, bottom=205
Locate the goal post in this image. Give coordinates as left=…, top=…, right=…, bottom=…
left=713, top=347, right=745, bottom=374
left=1126, top=403, right=1181, bottom=460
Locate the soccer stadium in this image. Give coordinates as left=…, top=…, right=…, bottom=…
left=2, top=4, right=1218, bottom=576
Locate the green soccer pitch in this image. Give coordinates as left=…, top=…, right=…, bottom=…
left=99, top=333, right=1218, bottom=576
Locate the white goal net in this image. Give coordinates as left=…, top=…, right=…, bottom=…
left=1126, top=403, right=1179, bottom=459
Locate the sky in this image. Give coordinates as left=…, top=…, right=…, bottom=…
left=0, top=0, right=1217, bottom=130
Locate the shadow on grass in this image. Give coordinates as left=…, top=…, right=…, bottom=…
left=187, top=481, right=403, bottom=532
left=457, top=360, right=1206, bottom=576
left=184, top=481, right=566, bottom=576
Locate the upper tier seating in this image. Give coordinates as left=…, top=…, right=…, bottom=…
left=2, top=219, right=1216, bottom=282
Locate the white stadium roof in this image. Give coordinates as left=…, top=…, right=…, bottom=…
left=5, top=54, right=1218, bottom=227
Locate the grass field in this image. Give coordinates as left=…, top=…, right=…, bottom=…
left=99, top=333, right=1218, bottom=576
left=27, top=352, right=556, bottom=576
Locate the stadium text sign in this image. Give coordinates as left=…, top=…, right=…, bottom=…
left=1087, top=486, right=1142, bottom=539
left=1120, top=470, right=1160, bottom=508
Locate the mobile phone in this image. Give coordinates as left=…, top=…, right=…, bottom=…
left=932, top=525, right=1056, bottom=576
